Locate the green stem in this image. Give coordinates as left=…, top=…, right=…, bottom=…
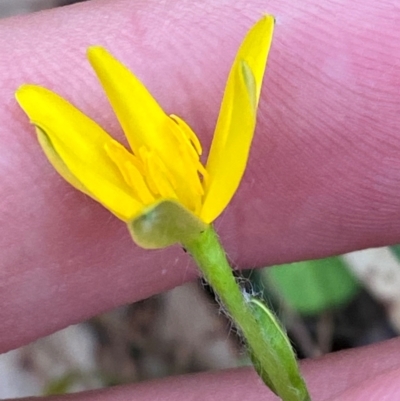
left=183, top=225, right=311, bottom=401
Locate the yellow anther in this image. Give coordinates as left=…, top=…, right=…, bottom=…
left=170, top=114, right=202, bottom=156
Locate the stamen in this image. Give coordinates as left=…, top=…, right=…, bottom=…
left=122, top=161, right=155, bottom=205
left=139, top=147, right=179, bottom=201
left=138, top=146, right=159, bottom=195
left=136, top=117, right=208, bottom=214
left=168, top=115, right=207, bottom=195
left=104, top=141, right=155, bottom=205
left=170, top=114, right=202, bottom=156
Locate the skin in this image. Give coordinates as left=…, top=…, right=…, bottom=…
left=1, top=0, right=400, bottom=399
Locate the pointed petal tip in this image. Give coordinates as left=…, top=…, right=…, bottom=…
left=249, top=14, right=275, bottom=41
left=15, top=83, right=27, bottom=96
left=259, top=14, right=275, bottom=26
left=15, top=84, right=50, bottom=117
left=87, top=45, right=115, bottom=69
left=16, top=84, right=52, bottom=101
left=15, top=83, right=38, bottom=103
left=87, top=45, right=107, bottom=59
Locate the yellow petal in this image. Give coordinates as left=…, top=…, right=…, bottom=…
left=16, top=84, right=143, bottom=221
left=88, top=47, right=208, bottom=212
left=87, top=46, right=175, bottom=158
left=36, top=126, right=92, bottom=197
left=200, top=15, right=275, bottom=223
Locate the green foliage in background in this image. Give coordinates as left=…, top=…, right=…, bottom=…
left=43, top=372, right=81, bottom=396
left=263, top=257, right=360, bottom=315
left=390, top=245, right=400, bottom=260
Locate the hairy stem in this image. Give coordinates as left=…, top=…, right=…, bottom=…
left=183, top=225, right=311, bottom=401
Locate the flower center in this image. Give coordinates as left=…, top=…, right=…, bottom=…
left=105, top=115, right=208, bottom=215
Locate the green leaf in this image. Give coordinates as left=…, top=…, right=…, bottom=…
left=264, top=257, right=360, bottom=315
left=247, top=298, right=310, bottom=401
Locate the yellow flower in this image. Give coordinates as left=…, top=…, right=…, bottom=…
left=16, top=16, right=274, bottom=247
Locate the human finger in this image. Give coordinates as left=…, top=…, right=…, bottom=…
left=1, top=0, right=399, bottom=352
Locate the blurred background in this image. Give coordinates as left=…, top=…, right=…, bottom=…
left=0, top=0, right=85, bottom=18
left=1, top=0, right=399, bottom=398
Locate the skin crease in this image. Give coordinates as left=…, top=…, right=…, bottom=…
left=0, top=0, right=400, bottom=399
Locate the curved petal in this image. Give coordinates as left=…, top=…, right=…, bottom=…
left=36, top=126, right=92, bottom=197
left=16, top=84, right=142, bottom=221
left=200, top=16, right=275, bottom=223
